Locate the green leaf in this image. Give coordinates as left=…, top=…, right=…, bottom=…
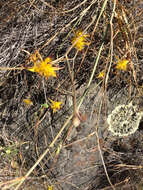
left=41, top=103, right=49, bottom=108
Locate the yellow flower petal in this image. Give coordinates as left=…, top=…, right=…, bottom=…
left=49, top=98, right=62, bottom=113
left=48, top=185, right=53, bottom=190
left=44, top=57, right=52, bottom=63
left=23, top=99, right=33, bottom=105
left=97, top=70, right=105, bottom=78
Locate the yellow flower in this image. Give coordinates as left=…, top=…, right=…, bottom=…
left=27, top=57, right=60, bottom=79
left=49, top=98, right=62, bottom=113
left=48, top=185, right=53, bottom=190
left=115, top=58, right=129, bottom=71
left=72, top=30, right=89, bottom=51
left=97, top=70, right=105, bottom=79
left=23, top=98, right=33, bottom=106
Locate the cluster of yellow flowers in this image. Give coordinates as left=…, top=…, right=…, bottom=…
left=24, top=30, right=90, bottom=112
left=23, top=51, right=62, bottom=113
left=26, top=30, right=89, bottom=79
left=24, top=30, right=129, bottom=113
left=24, top=97, right=62, bottom=113
left=72, top=30, right=129, bottom=75
left=97, top=57, right=129, bottom=79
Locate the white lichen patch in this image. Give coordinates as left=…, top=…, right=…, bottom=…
left=107, top=103, right=143, bottom=137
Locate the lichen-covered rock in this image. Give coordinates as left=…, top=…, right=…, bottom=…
left=107, top=103, right=143, bottom=137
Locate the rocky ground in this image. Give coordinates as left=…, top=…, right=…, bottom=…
left=0, top=0, right=143, bottom=189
